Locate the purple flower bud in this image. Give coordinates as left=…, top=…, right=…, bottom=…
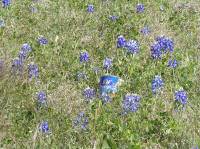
left=103, top=58, right=112, bottom=70
left=80, top=51, right=89, bottom=63
left=87, top=4, right=94, bottom=13
left=38, top=36, right=48, bottom=45
left=28, top=63, right=39, bottom=79
left=168, top=59, right=178, bottom=68
left=37, top=91, right=47, bottom=104
left=39, top=121, right=49, bottom=133
left=136, top=4, right=145, bottom=13
left=125, top=40, right=140, bottom=54
left=117, top=35, right=126, bottom=48
left=2, top=0, right=11, bottom=8
left=83, top=87, right=96, bottom=102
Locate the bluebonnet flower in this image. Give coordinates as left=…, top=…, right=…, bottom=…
left=83, top=87, right=96, bottom=102
left=117, top=35, right=126, bottom=48
left=109, top=15, right=118, bottom=21
left=37, top=91, right=47, bottom=104
left=140, top=26, right=150, bottom=35
left=39, top=121, right=49, bottom=133
left=168, top=59, right=178, bottom=68
left=122, top=94, right=141, bottom=113
left=151, top=36, right=174, bottom=59
left=103, top=58, right=112, bottom=70
left=100, top=95, right=111, bottom=104
left=12, top=58, right=23, bottom=73
left=175, top=89, right=188, bottom=105
left=136, top=4, right=145, bottom=13
left=152, top=75, right=164, bottom=93
left=2, top=0, right=11, bottom=8
left=156, top=36, right=174, bottom=53
left=87, top=4, right=94, bottom=13
left=73, top=112, right=89, bottom=130
left=80, top=51, right=89, bottom=63
left=28, top=63, right=39, bottom=79
left=38, top=36, right=48, bottom=45
left=125, top=40, right=140, bottom=54
left=0, top=19, right=5, bottom=28
left=18, top=43, right=32, bottom=62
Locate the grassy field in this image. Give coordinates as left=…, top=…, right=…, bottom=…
left=0, top=0, right=200, bottom=148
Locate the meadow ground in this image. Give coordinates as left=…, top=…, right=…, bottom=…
left=0, top=0, right=200, bottom=148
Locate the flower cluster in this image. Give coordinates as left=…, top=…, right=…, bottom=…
left=168, top=59, right=178, bottom=68
left=151, top=36, right=174, bottom=59
left=12, top=58, right=23, bottom=74
left=152, top=75, right=164, bottom=93
left=83, top=87, right=96, bottom=102
left=80, top=51, right=89, bottom=63
left=125, top=40, right=140, bottom=54
left=103, top=58, right=112, bottom=70
left=136, top=4, right=145, bottom=13
left=87, top=4, right=94, bottom=13
left=117, top=35, right=126, bottom=48
left=122, top=94, right=141, bottom=113
left=12, top=43, right=32, bottom=74
left=37, top=91, right=47, bottom=104
left=38, top=36, right=48, bottom=45
left=19, top=43, right=32, bottom=62
left=39, top=121, right=49, bottom=133
left=73, top=112, right=89, bottom=130
left=2, top=0, right=11, bottom=8
left=117, top=36, right=140, bottom=54
left=28, top=63, right=39, bottom=79
left=175, top=89, right=188, bottom=105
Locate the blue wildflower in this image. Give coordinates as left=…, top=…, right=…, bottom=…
left=38, top=36, right=48, bottom=45
left=80, top=51, right=89, bottom=63
left=140, top=26, right=150, bottom=35
left=152, top=75, right=164, bottom=93
left=175, top=89, right=188, bottom=105
left=125, top=40, right=140, bottom=54
left=123, top=94, right=141, bottom=113
left=192, top=145, right=199, bottom=149
left=83, top=87, right=96, bottom=102
left=87, top=4, right=94, bottom=13
left=117, top=35, right=126, bottom=48
left=103, top=58, right=112, bottom=70
left=12, top=58, right=23, bottom=73
left=109, top=15, right=118, bottom=21
left=28, top=63, right=39, bottom=79
left=136, top=3, right=145, bottom=13
left=100, top=95, right=111, bottom=104
left=168, top=59, right=178, bottom=68
left=37, top=91, right=47, bottom=104
left=0, top=19, right=5, bottom=27
left=39, top=121, right=49, bottom=133
left=2, top=0, right=11, bottom=8
left=18, top=43, right=32, bottom=62
left=151, top=36, right=174, bottom=59
left=156, top=36, right=174, bottom=53
left=73, top=112, right=89, bottom=130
